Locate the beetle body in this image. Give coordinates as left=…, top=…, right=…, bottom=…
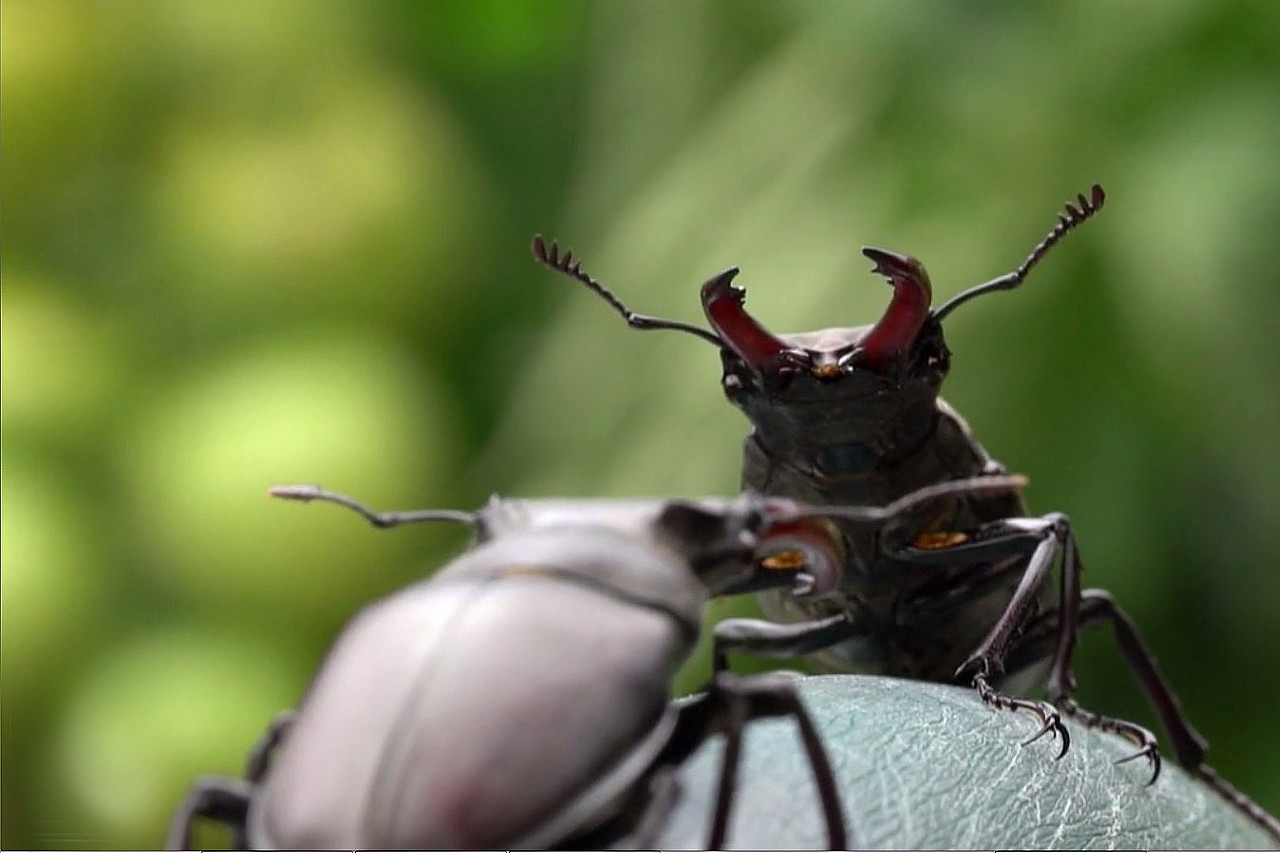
left=256, top=528, right=695, bottom=848
left=533, top=194, right=1096, bottom=693
left=534, top=187, right=1280, bottom=841
left=168, top=491, right=879, bottom=850
left=728, top=324, right=1036, bottom=681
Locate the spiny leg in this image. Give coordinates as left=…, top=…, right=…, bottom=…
left=624, top=769, right=684, bottom=850
left=946, top=516, right=1073, bottom=754
left=711, top=611, right=865, bottom=675
left=1016, top=588, right=1280, bottom=841
left=707, top=681, right=749, bottom=850
left=1043, top=537, right=1163, bottom=781
left=1006, top=601, right=1161, bottom=784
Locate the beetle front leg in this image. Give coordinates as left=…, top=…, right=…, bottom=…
left=711, top=611, right=867, bottom=674
left=165, top=776, right=252, bottom=850
left=886, top=514, right=1073, bottom=752
left=896, top=516, right=1178, bottom=783
left=959, top=525, right=1071, bottom=753
left=1041, top=539, right=1166, bottom=781
left=895, top=517, right=1068, bottom=732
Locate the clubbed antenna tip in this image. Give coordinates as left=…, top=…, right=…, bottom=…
left=267, top=483, right=476, bottom=530
left=269, top=484, right=323, bottom=502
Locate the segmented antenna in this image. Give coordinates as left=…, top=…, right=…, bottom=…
left=269, top=484, right=476, bottom=529
left=531, top=234, right=724, bottom=346
left=531, top=235, right=622, bottom=318
left=933, top=184, right=1106, bottom=321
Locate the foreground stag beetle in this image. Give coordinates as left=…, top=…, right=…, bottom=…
left=166, top=476, right=1026, bottom=850
left=534, top=185, right=1280, bottom=841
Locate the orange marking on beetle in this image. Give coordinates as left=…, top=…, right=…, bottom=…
left=811, top=363, right=842, bottom=379
left=760, top=549, right=808, bottom=571
left=912, top=531, right=969, bottom=550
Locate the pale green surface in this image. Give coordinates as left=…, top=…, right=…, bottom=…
left=656, top=676, right=1275, bottom=850
left=4, top=2, right=1280, bottom=847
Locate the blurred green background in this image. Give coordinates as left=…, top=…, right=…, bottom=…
left=4, top=1, right=1280, bottom=848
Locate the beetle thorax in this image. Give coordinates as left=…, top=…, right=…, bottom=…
left=436, top=526, right=711, bottom=633
left=720, top=324, right=949, bottom=478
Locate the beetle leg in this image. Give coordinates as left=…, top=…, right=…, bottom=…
left=1015, top=532, right=1166, bottom=783
left=624, top=768, right=685, bottom=850
left=712, top=672, right=848, bottom=851
left=711, top=612, right=867, bottom=674
left=970, top=672, right=1069, bottom=756
left=1003, top=601, right=1160, bottom=781
left=707, top=678, right=749, bottom=850
left=920, top=523, right=1280, bottom=842
left=165, top=776, right=252, bottom=850
left=244, top=709, right=295, bottom=783
left=1009, top=593, right=1280, bottom=841
left=1047, top=589, right=1189, bottom=774
left=1046, top=575, right=1166, bottom=784
left=658, top=671, right=849, bottom=849
left=883, top=514, right=1074, bottom=752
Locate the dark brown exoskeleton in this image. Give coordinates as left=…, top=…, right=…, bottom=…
left=533, top=186, right=1280, bottom=841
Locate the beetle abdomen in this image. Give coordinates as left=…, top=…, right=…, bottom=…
left=254, top=576, right=685, bottom=849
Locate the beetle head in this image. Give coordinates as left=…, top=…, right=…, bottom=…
left=707, top=251, right=950, bottom=480
left=534, top=187, right=1104, bottom=481
left=655, top=495, right=845, bottom=599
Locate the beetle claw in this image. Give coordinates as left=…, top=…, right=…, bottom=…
left=1114, top=744, right=1162, bottom=787
left=1055, top=697, right=1162, bottom=784
left=973, top=674, right=1071, bottom=759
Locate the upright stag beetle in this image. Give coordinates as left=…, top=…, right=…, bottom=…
left=165, top=476, right=1026, bottom=850
left=533, top=186, right=1280, bottom=841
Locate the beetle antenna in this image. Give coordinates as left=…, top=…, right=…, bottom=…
left=531, top=234, right=725, bottom=347
left=268, top=484, right=477, bottom=529
left=786, top=474, right=1028, bottom=524
left=932, top=184, right=1105, bottom=322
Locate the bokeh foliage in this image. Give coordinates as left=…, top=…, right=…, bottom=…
left=3, top=1, right=1279, bottom=848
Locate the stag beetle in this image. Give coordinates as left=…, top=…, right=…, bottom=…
left=534, top=186, right=1280, bottom=842
left=166, top=476, right=1025, bottom=850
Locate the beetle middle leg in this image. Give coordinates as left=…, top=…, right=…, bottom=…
left=712, top=611, right=869, bottom=674
left=1005, top=590, right=1280, bottom=841
left=715, top=513, right=1079, bottom=752
left=657, top=670, right=849, bottom=850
